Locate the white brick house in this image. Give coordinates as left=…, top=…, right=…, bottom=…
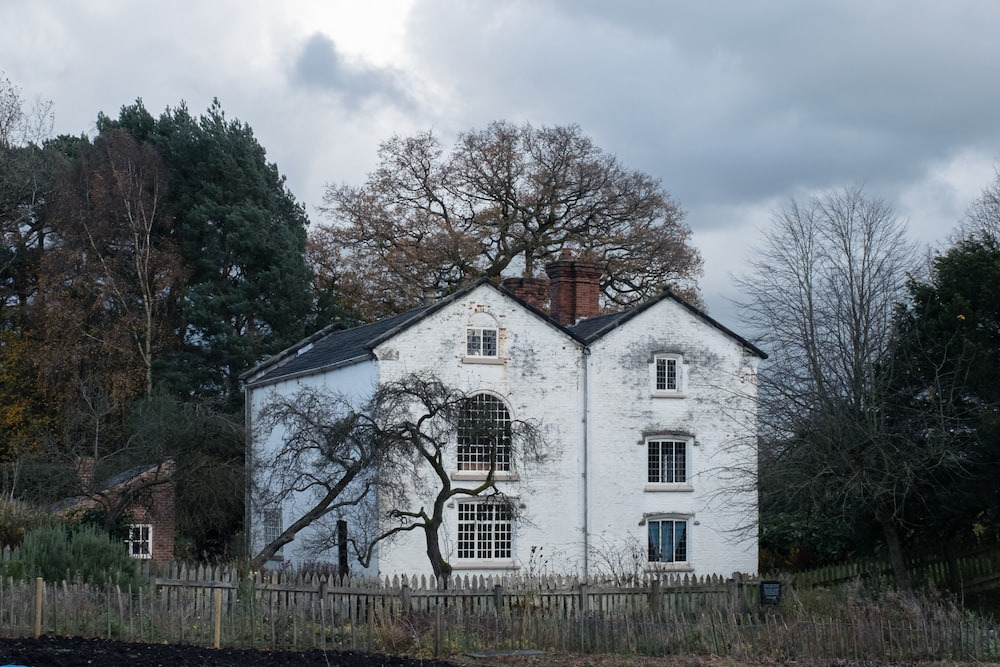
left=243, top=255, right=765, bottom=578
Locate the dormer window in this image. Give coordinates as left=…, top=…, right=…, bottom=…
left=652, top=354, right=684, bottom=396
left=467, top=327, right=498, bottom=358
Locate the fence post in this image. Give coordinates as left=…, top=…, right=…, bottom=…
left=401, top=582, right=411, bottom=613
left=213, top=587, right=223, bottom=649
left=34, top=577, right=43, bottom=639
left=649, top=578, right=662, bottom=620
left=493, top=583, right=503, bottom=614
left=726, top=574, right=749, bottom=615
left=434, top=604, right=443, bottom=657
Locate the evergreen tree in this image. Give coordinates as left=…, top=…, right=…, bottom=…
left=101, top=100, right=314, bottom=405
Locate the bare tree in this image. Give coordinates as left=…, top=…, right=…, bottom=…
left=250, top=387, right=395, bottom=571
left=736, top=186, right=929, bottom=589
left=250, top=373, right=545, bottom=579
left=0, top=72, right=54, bottom=324
left=352, top=374, right=544, bottom=580
left=961, top=166, right=1000, bottom=242
left=316, top=122, right=701, bottom=319
left=42, top=128, right=184, bottom=399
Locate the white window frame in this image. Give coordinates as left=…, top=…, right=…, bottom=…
left=454, top=499, right=514, bottom=567
left=466, top=326, right=499, bottom=358
left=645, top=515, right=691, bottom=570
left=125, top=523, right=152, bottom=560
left=651, top=353, right=684, bottom=396
left=645, top=436, right=694, bottom=492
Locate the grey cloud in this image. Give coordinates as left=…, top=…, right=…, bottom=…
left=292, top=32, right=412, bottom=110
left=404, top=0, right=1000, bottom=222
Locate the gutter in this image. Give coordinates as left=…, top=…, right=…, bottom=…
left=244, top=383, right=253, bottom=559
left=582, top=345, right=591, bottom=579
left=243, top=354, right=373, bottom=390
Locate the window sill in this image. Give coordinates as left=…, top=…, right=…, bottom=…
left=645, top=563, right=694, bottom=573
left=462, top=356, right=505, bottom=365
left=651, top=391, right=686, bottom=399
left=644, top=483, right=694, bottom=493
left=452, top=561, right=519, bottom=571
left=451, top=471, right=519, bottom=482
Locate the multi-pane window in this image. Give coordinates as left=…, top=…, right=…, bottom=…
left=654, top=355, right=681, bottom=392
left=457, top=394, right=512, bottom=471
left=647, top=519, right=687, bottom=563
left=457, top=501, right=512, bottom=560
left=125, top=524, right=152, bottom=559
left=648, top=439, right=687, bottom=484
left=467, top=327, right=499, bottom=357
left=262, top=508, right=283, bottom=552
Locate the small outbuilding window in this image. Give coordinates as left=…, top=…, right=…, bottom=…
left=125, top=524, right=152, bottom=559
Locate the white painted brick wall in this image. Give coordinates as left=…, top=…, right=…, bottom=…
left=247, top=284, right=760, bottom=578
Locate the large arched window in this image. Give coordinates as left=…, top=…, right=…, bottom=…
left=457, top=393, right=512, bottom=471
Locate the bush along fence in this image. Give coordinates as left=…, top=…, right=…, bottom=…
left=0, top=563, right=999, bottom=660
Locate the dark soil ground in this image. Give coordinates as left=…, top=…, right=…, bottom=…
left=4, top=635, right=985, bottom=667
left=0, top=635, right=461, bottom=667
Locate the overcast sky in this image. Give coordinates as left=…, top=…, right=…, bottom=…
left=2, top=1, right=998, bottom=330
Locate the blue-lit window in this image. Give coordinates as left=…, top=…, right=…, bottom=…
left=647, top=519, right=687, bottom=563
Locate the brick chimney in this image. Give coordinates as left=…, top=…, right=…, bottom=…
left=500, top=276, right=550, bottom=312
left=545, top=250, right=603, bottom=325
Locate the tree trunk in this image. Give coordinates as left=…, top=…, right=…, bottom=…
left=424, top=521, right=451, bottom=586
left=880, top=517, right=912, bottom=593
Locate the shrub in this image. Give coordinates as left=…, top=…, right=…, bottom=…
left=1, top=523, right=142, bottom=590
left=0, top=497, right=54, bottom=548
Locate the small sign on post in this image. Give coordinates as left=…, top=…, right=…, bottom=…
left=760, top=580, right=782, bottom=605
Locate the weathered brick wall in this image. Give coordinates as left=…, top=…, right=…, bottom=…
left=126, top=479, right=176, bottom=562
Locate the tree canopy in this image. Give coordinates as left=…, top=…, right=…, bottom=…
left=0, top=81, right=310, bottom=557
left=316, top=121, right=701, bottom=319
left=101, top=100, right=314, bottom=405
left=748, top=183, right=1000, bottom=587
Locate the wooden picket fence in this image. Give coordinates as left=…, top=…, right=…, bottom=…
left=2, top=563, right=1000, bottom=660
left=0, top=564, right=754, bottom=653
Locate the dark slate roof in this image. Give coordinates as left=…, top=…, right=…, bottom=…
left=100, top=461, right=170, bottom=490
left=567, top=310, right=629, bottom=341
left=570, top=290, right=767, bottom=359
left=245, top=305, right=433, bottom=386
left=244, top=281, right=765, bottom=389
